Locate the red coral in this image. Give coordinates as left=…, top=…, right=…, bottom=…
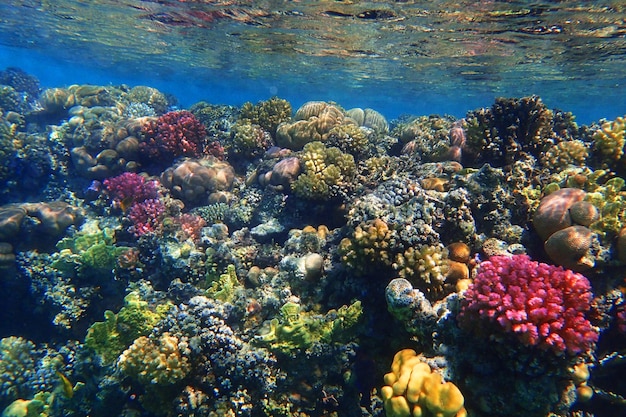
left=140, top=110, right=206, bottom=162
left=103, top=172, right=158, bottom=203
left=175, top=213, right=207, bottom=241
left=459, top=254, right=598, bottom=355
left=127, top=198, right=165, bottom=237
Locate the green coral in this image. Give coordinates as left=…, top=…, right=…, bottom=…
left=229, top=121, right=272, bottom=158
left=53, top=222, right=129, bottom=278
left=292, top=141, right=356, bottom=200
left=257, top=300, right=363, bottom=353
left=541, top=140, right=589, bottom=170
left=85, top=292, right=171, bottom=364
left=206, top=264, right=240, bottom=302
left=240, top=97, right=292, bottom=136
left=117, top=332, right=190, bottom=386
left=1, top=392, right=52, bottom=417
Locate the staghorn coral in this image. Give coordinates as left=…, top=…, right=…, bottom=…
left=463, top=96, right=557, bottom=167
left=381, top=349, right=466, bottom=417
left=459, top=255, right=598, bottom=355
left=292, top=141, right=356, bottom=201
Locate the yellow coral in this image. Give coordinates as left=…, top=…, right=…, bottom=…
left=393, top=245, right=450, bottom=298
left=382, top=349, right=466, bottom=417
left=118, top=332, right=190, bottom=385
left=593, top=116, right=626, bottom=163
left=339, top=218, right=394, bottom=273
left=292, top=141, right=355, bottom=200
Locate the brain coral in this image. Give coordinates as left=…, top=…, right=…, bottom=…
left=160, top=157, right=235, bottom=205
left=459, top=254, right=598, bottom=355
left=276, top=101, right=346, bottom=150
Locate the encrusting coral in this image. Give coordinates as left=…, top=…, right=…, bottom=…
left=381, top=349, right=466, bottom=417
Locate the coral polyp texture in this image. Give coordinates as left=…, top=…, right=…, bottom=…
left=381, top=349, right=466, bottom=417
left=140, top=110, right=207, bottom=163
left=459, top=254, right=598, bottom=355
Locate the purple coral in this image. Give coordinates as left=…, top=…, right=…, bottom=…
left=127, top=198, right=165, bottom=237
left=103, top=172, right=158, bottom=203
left=459, top=254, right=598, bottom=355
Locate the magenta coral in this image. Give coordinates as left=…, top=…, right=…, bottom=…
left=103, top=172, right=158, bottom=203
left=127, top=198, right=165, bottom=237
left=140, top=110, right=206, bottom=161
left=459, top=254, right=598, bottom=355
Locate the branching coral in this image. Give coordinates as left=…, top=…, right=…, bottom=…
left=140, top=110, right=206, bottom=163
left=459, top=255, right=598, bottom=355
left=239, top=97, right=292, bottom=136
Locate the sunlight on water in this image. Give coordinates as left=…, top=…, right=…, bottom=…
left=0, top=0, right=625, bottom=120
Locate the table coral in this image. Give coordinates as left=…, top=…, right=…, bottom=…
left=381, top=349, right=466, bottom=417
left=459, top=254, right=598, bottom=355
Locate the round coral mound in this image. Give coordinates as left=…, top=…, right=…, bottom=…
left=459, top=254, right=598, bottom=355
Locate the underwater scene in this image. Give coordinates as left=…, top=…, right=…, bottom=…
left=1, top=1, right=626, bottom=417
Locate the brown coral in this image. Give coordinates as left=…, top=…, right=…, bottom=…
left=544, top=225, right=595, bottom=271
left=160, top=157, right=235, bottom=205
left=276, top=102, right=346, bottom=150
left=533, top=188, right=586, bottom=241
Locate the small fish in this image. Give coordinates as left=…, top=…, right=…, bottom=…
left=119, top=196, right=135, bottom=212
left=56, top=371, right=74, bottom=399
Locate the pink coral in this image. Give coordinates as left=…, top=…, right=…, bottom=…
left=127, top=198, right=165, bottom=237
left=140, top=110, right=206, bottom=162
left=459, top=254, right=598, bottom=355
left=103, top=172, right=158, bottom=203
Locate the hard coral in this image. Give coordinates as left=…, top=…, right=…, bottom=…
left=103, top=172, right=158, bottom=203
left=276, top=101, right=346, bottom=150
left=140, top=110, right=206, bottom=163
left=381, top=349, right=466, bottom=417
left=160, top=157, right=235, bottom=206
left=459, top=254, right=598, bottom=355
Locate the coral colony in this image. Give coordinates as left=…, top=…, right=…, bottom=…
left=0, top=70, right=625, bottom=417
